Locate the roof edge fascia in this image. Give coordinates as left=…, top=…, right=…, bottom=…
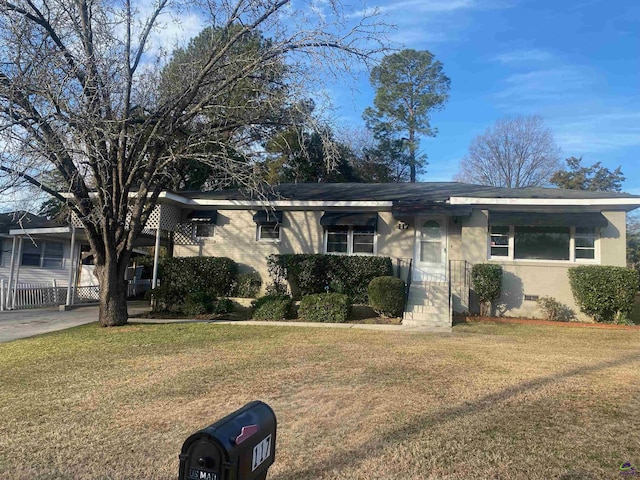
left=450, top=197, right=640, bottom=208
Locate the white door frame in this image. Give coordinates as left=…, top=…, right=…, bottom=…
left=413, top=215, right=448, bottom=282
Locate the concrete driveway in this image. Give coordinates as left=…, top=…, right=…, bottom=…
left=0, top=301, right=150, bottom=343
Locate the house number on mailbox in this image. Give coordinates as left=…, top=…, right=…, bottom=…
left=251, top=435, right=272, bottom=471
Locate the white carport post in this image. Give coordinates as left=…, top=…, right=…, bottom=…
left=5, top=236, right=17, bottom=310
left=151, top=226, right=161, bottom=290
left=11, top=236, right=23, bottom=310
left=65, top=227, right=77, bottom=306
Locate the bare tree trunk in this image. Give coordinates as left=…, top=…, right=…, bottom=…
left=409, top=128, right=417, bottom=183
left=94, top=262, right=128, bottom=327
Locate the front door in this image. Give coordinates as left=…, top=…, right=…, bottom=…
left=413, top=216, right=447, bottom=282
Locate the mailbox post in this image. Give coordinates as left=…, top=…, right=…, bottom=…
left=179, top=401, right=277, bottom=480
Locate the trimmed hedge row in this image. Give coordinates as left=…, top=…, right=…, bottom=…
left=150, top=287, right=233, bottom=315
left=251, top=295, right=293, bottom=321
left=568, top=265, right=639, bottom=323
left=160, top=257, right=238, bottom=297
left=299, top=293, right=351, bottom=323
left=267, top=254, right=393, bottom=303
left=149, top=256, right=238, bottom=314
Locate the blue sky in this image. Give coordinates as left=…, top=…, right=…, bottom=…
left=330, top=0, right=640, bottom=192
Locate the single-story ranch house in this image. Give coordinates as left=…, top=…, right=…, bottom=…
left=2, top=183, right=639, bottom=327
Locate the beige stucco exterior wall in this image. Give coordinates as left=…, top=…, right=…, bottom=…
left=173, top=209, right=417, bottom=290
left=459, top=208, right=629, bottom=320
left=376, top=212, right=414, bottom=279
left=174, top=209, right=325, bottom=288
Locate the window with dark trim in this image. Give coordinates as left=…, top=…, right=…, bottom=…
left=193, top=223, right=215, bottom=240
left=21, top=241, right=64, bottom=268
left=325, top=226, right=375, bottom=255
left=258, top=224, right=281, bottom=241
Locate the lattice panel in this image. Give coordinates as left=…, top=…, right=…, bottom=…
left=160, top=204, right=182, bottom=231
left=71, top=203, right=183, bottom=232
left=173, top=223, right=199, bottom=246
left=70, top=212, right=84, bottom=228
left=143, top=205, right=162, bottom=229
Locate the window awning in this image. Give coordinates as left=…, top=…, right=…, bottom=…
left=187, top=210, right=218, bottom=224
left=320, top=211, right=378, bottom=228
left=253, top=210, right=283, bottom=225
left=489, top=211, right=608, bottom=228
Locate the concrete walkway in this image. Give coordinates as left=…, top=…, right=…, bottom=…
left=134, top=318, right=452, bottom=333
left=0, top=301, right=151, bottom=343
left=0, top=302, right=451, bottom=343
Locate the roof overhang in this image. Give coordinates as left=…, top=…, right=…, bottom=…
left=489, top=211, right=609, bottom=228
left=450, top=196, right=640, bottom=210
left=9, top=226, right=71, bottom=236
left=392, top=202, right=472, bottom=217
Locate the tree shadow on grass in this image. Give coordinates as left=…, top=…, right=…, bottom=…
left=275, top=352, right=640, bottom=480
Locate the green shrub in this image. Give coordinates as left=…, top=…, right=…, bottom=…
left=147, top=284, right=184, bottom=312
left=161, top=256, right=238, bottom=297
left=298, top=293, right=351, bottom=323
left=368, top=276, right=405, bottom=317
left=471, top=264, right=503, bottom=316
left=568, top=265, right=639, bottom=323
left=536, top=296, right=574, bottom=322
left=212, top=297, right=234, bottom=314
left=251, top=295, right=293, bottom=321
left=233, top=272, right=262, bottom=298
left=267, top=254, right=393, bottom=303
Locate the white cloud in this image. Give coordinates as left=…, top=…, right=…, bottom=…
left=552, top=111, right=640, bottom=154
left=493, top=65, right=595, bottom=105
left=492, top=48, right=554, bottom=64
left=347, top=0, right=477, bottom=19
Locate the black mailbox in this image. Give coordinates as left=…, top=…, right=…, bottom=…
left=179, top=401, right=277, bottom=480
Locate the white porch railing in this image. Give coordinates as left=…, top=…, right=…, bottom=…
left=0, top=278, right=152, bottom=310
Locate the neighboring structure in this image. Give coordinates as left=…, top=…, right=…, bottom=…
left=3, top=183, right=639, bottom=326
left=163, top=183, right=640, bottom=327
left=0, top=212, right=159, bottom=310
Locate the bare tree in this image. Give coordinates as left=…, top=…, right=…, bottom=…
left=0, top=0, right=387, bottom=326
left=455, top=115, right=562, bottom=188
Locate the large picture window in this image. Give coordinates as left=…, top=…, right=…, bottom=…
left=488, top=225, right=598, bottom=262
left=514, top=226, right=570, bottom=260
left=325, top=226, right=375, bottom=255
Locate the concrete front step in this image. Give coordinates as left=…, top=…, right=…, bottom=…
left=403, top=311, right=450, bottom=323
left=403, top=280, right=451, bottom=328
left=405, top=305, right=449, bottom=316
left=402, top=318, right=451, bottom=329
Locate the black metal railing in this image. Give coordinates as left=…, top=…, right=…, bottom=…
left=448, top=259, right=473, bottom=315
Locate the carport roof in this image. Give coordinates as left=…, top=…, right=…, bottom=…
left=0, top=212, right=61, bottom=235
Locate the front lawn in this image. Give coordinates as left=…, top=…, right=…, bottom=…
left=1, top=322, right=639, bottom=479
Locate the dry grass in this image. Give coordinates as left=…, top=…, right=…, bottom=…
left=1, top=321, right=639, bottom=479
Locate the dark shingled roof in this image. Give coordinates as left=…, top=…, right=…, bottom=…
left=0, top=212, right=62, bottom=235
left=177, top=182, right=640, bottom=203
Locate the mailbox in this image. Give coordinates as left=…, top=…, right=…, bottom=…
left=179, top=401, right=277, bottom=480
